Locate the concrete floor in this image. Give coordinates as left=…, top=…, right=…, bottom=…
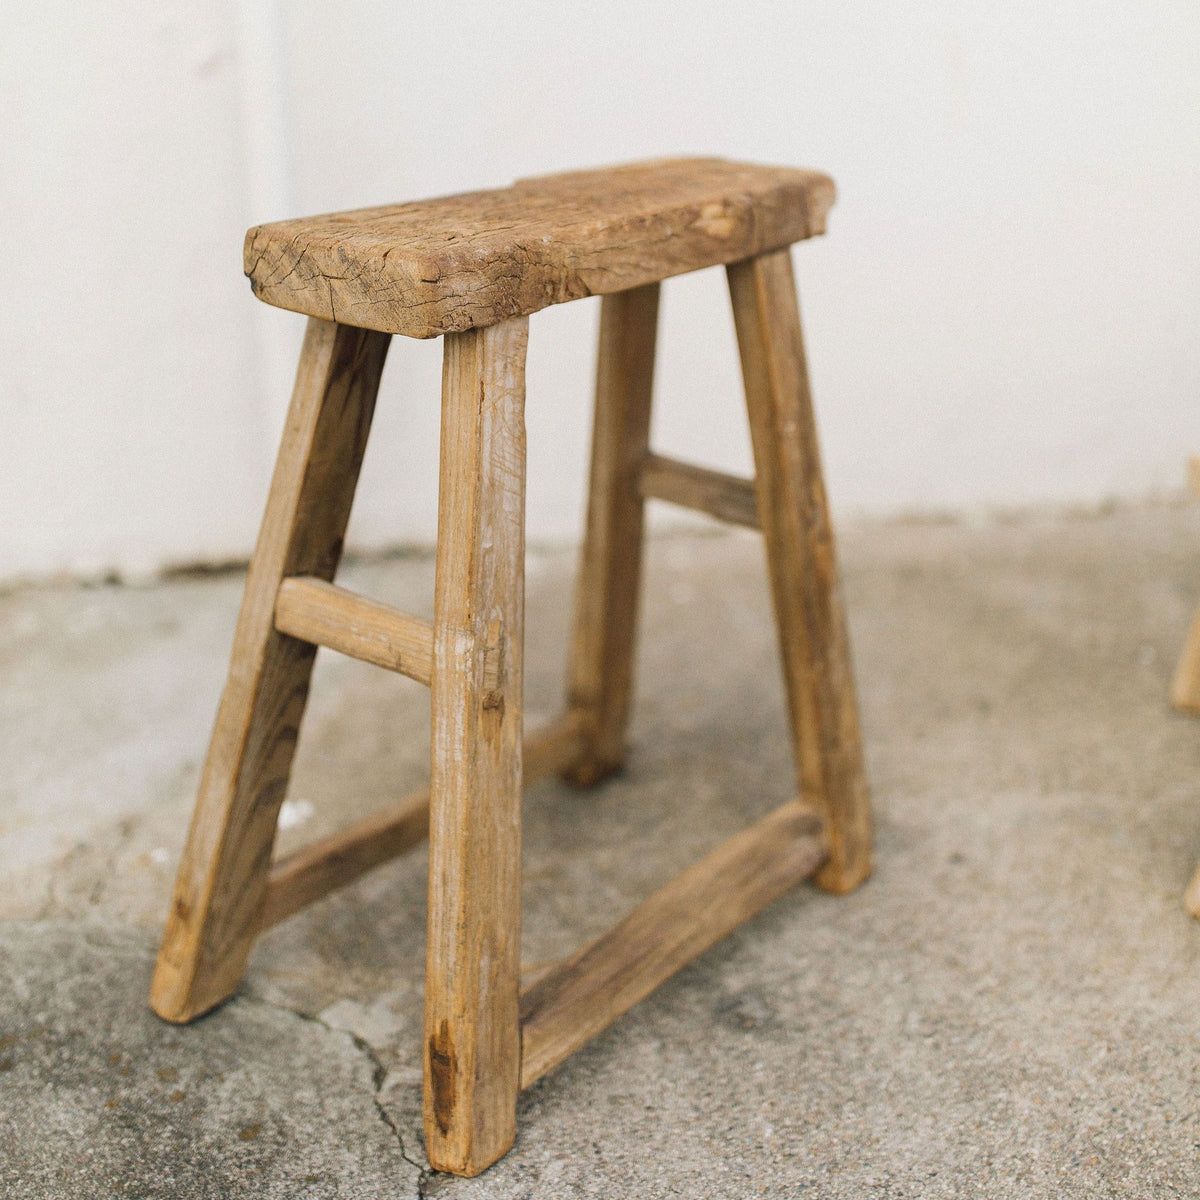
left=4, top=503, right=1200, bottom=1197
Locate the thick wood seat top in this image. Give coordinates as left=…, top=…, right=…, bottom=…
left=244, top=158, right=835, bottom=339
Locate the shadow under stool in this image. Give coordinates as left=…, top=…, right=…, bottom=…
left=150, top=157, right=874, bottom=1177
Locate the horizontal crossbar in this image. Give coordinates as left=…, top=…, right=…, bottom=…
left=258, top=711, right=588, bottom=930
left=274, top=576, right=434, bottom=685
left=638, top=452, right=760, bottom=530
left=518, top=800, right=827, bottom=1088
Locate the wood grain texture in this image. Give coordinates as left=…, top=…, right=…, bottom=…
left=425, top=316, right=529, bottom=1176
left=259, top=712, right=586, bottom=930
left=564, top=284, right=660, bottom=786
left=274, top=575, right=434, bottom=685
left=244, top=158, right=835, bottom=339
left=639, top=451, right=760, bottom=529
left=518, top=802, right=827, bottom=1088
left=151, top=319, right=390, bottom=1023
left=728, top=250, right=873, bottom=894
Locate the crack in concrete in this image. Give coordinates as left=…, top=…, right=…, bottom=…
left=247, top=995, right=433, bottom=1198
left=350, top=1031, right=434, bottom=1199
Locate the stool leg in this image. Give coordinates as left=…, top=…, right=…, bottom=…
left=727, top=250, right=873, bottom=893
left=1185, top=860, right=1200, bottom=918
left=151, top=318, right=390, bottom=1022
left=425, top=316, right=529, bottom=1176
left=1171, top=601, right=1200, bottom=711
left=564, top=283, right=660, bottom=785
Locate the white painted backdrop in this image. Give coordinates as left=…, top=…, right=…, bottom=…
left=3, top=1, right=1199, bottom=581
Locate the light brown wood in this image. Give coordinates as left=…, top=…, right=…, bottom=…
left=519, top=802, right=827, bottom=1088
left=728, top=250, right=872, bottom=894
left=157, top=157, right=875, bottom=1179
left=1171, top=456, right=1200, bottom=713
left=259, top=712, right=586, bottom=930
left=274, top=575, right=434, bottom=685
left=638, top=451, right=760, bottom=529
left=151, top=318, right=390, bottom=1023
left=424, top=316, right=529, bottom=1176
left=1185, top=861, right=1200, bottom=919
left=564, top=284, right=660, bottom=786
left=245, top=159, right=835, bottom=339
left=1171, top=606, right=1200, bottom=713
left=261, top=787, right=429, bottom=932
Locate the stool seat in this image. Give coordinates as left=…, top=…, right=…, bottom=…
left=244, top=157, right=835, bottom=339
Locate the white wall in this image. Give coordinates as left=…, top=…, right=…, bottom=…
left=4, top=1, right=1199, bottom=582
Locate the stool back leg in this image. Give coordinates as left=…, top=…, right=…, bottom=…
left=150, top=318, right=390, bottom=1022
left=728, top=250, right=873, bottom=893
left=564, top=283, right=660, bottom=785
left=425, top=316, right=529, bottom=1176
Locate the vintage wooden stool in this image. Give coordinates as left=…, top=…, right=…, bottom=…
left=151, top=157, right=873, bottom=1176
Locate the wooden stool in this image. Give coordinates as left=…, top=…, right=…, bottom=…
left=151, top=158, right=873, bottom=1176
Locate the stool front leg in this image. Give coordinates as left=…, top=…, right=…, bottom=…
left=728, top=250, right=872, bottom=894
left=151, top=319, right=390, bottom=1022
left=426, top=317, right=529, bottom=1176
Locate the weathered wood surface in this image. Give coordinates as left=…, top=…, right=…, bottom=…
left=565, top=284, right=659, bottom=785
left=274, top=575, right=434, bottom=685
left=728, top=251, right=872, bottom=894
left=159, top=154, right=875, bottom=1179
left=259, top=712, right=586, bottom=930
left=638, top=451, right=760, bottom=529
left=519, top=802, right=827, bottom=1088
left=425, top=316, right=528, bottom=1176
left=245, top=159, right=835, bottom=339
left=151, top=318, right=390, bottom=1023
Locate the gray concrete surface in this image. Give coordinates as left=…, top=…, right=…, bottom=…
left=4, top=503, right=1200, bottom=1197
